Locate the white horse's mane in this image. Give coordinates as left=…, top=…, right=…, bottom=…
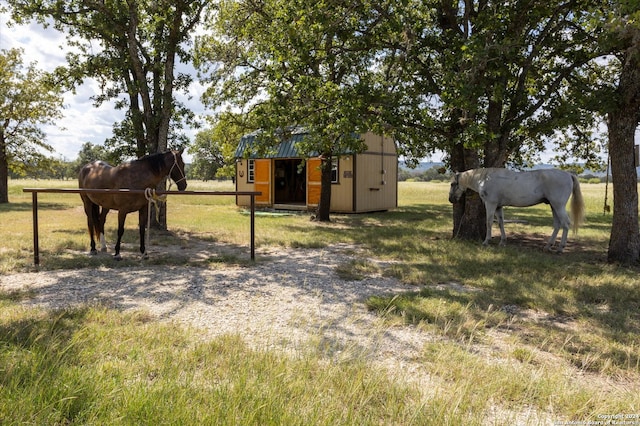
left=458, top=168, right=508, bottom=192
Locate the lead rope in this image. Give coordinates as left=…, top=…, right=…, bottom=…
left=144, top=187, right=168, bottom=255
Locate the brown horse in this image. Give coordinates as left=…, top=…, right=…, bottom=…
left=78, top=150, right=188, bottom=260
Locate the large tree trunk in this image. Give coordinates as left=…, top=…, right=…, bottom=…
left=607, top=46, right=640, bottom=264
left=452, top=191, right=487, bottom=241
left=450, top=142, right=486, bottom=241
left=0, top=132, right=8, bottom=204
left=151, top=52, right=174, bottom=231
left=316, top=156, right=333, bottom=222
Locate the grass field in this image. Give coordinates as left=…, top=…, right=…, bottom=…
left=1, top=178, right=639, bottom=424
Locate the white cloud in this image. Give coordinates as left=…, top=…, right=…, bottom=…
left=2, top=14, right=123, bottom=161
left=1, top=12, right=204, bottom=162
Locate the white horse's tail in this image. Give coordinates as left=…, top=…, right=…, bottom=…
left=570, top=175, right=585, bottom=234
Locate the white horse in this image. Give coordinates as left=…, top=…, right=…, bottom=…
left=449, top=168, right=585, bottom=252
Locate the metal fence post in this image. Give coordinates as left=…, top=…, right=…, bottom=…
left=31, top=191, right=40, bottom=268
left=250, top=194, right=256, bottom=261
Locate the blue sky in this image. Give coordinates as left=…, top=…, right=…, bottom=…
left=1, top=12, right=204, bottom=162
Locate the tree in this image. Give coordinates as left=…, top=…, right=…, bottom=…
left=6, top=0, right=208, bottom=227
left=0, top=48, right=64, bottom=203
left=188, top=129, right=226, bottom=181
left=381, top=0, right=607, bottom=241
left=189, top=112, right=250, bottom=181
left=66, top=142, right=115, bottom=178
left=603, top=5, right=640, bottom=264
left=76, top=142, right=110, bottom=167
left=196, top=0, right=401, bottom=221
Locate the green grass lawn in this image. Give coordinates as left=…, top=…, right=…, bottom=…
left=1, top=178, right=638, bottom=424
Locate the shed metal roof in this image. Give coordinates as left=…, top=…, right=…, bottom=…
left=234, top=130, right=310, bottom=159
left=234, top=129, right=362, bottom=159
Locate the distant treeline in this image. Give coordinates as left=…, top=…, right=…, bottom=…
left=399, top=166, right=451, bottom=182
left=399, top=166, right=614, bottom=184
left=8, top=160, right=615, bottom=184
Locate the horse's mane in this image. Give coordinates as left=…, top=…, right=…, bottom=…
left=459, top=168, right=513, bottom=190
left=137, top=151, right=168, bottom=174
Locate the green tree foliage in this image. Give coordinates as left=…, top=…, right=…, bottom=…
left=196, top=0, right=403, bottom=221
left=393, top=1, right=606, bottom=166
left=379, top=0, right=609, bottom=240
left=197, top=0, right=611, bottom=227
left=75, top=142, right=110, bottom=167
left=65, top=142, right=116, bottom=179
left=189, top=112, right=251, bottom=181
left=0, top=48, right=64, bottom=203
left=188, top=129, right=226, bottom=181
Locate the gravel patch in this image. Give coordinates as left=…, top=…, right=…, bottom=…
left=0, top=243, right=432, bottom=375
left=2, top=242, right=569, bottom=424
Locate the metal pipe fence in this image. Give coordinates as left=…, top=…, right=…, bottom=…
left=22, top=188, right=261, bottom=267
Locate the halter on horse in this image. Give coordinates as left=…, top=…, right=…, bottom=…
left=78, top=150, right=188, bottom=260
left=449, top=168, right=585, bottom=252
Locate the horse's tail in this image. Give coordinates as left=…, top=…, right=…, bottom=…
left=570, top=174, right=585, bottom=234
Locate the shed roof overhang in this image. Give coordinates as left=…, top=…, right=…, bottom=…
left=234, top=129, right=309, bottom=159
left=234, top=129, right=360, bottom=159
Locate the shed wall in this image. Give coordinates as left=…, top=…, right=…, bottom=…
left=235, top=159, right=253, bottom=207
left=254, top=159, right=271, bottom=205
left=328, top=156, right=355, bottom=212
left=354, top=152, right=398, bottom=212
left=235, top=131, right=397, bottom=213
left=306, top=158, right=322, bottom=207
left=353, top=133, right=397, bottom=212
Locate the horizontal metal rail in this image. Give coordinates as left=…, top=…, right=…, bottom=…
left=23, top=188, right=262, bottom=267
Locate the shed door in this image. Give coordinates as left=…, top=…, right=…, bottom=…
left=254, top=159, right=271, bottom=205
left=306, top=158, right=322, bottom=207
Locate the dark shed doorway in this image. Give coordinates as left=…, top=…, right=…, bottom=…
left=274, top=159, right=306, bottom=204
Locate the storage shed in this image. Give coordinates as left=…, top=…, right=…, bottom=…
left=234, top=130, right=398, bottom=213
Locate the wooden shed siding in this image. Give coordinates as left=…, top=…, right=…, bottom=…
left=254, top=159, right=272, bottom=205
left=306, top=158, right=322, bottom=207
left=235, top=131, right=397, bottom=213
left=353, top=150, right=397, bottom=212
left=329, top=156, right=354, bottom=212
left=235, top=160, right=253, bottom=206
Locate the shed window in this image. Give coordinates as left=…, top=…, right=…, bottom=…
left=331, top=158, right=339, bottom=184
left=248, top=159, right=255, bottom=183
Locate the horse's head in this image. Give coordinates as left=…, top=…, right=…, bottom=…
left=169, top=150, right=188, bottom=191
left=448, top=173, right=465, bottom=203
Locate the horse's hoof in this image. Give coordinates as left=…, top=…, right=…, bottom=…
left=141, top=252, right=149, bottom=260
left=90, top=249, right=98, bottom=256
left=113, top=254, right=122, bottom=261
